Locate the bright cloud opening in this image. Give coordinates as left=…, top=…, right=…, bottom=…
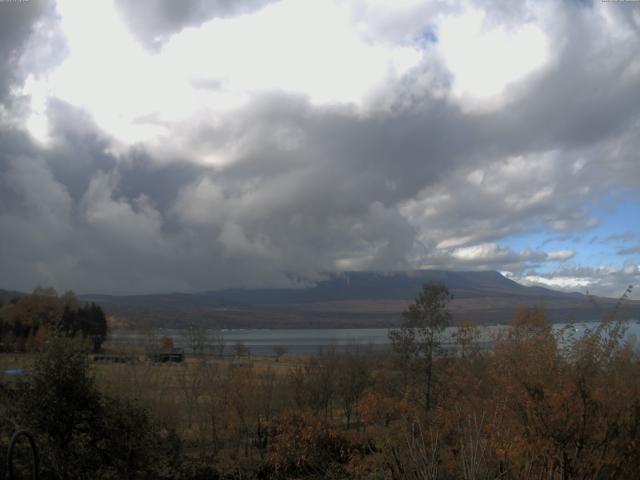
left=522, top=275, right=593, bottom=290
left=437, top=9, right=549, bottom=108
left=20, top=0, right=421, bottom=152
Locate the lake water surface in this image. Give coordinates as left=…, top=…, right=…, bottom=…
left=107, top=320, right=640, bottom=356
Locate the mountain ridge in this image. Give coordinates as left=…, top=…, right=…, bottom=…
left=2, top=271, right=637, bottom=328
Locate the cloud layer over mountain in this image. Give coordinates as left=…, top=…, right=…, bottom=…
left=0, top=0, right=639, bottom=297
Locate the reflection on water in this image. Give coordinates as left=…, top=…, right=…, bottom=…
left=107, top=320, right=640, bottom=356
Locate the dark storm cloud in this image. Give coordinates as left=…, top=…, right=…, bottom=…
left=0, top=98, right=214, bottom=293
left=116, top=155, right=211, bottom=215
left=42, top=100, right=210, bottom=210
left=43, top=99, right=118, bottom=201
left=0, top=0, right=67, bottom=112
left=213, top=94, right=477, bottom=208
left=113, top=0, right=275, bottom=49
left=0, top=0, right=52, bottom=102
left=0, top=127, right=41, bottom=211
left=0, top=0, right=639, bottom=295
left=0, top=124, right=214, bottom=294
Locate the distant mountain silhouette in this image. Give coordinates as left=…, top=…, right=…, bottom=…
left=71, top=270, right=638, bottom=328
left=201, top=270, right=571, bottom=305
left=3, top=271, right=636, bottom=328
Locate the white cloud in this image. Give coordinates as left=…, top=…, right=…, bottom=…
left=436, top=8, right=549, bottom=109
left=451, top=242, right=507, bottom=262
left=448, top=243, right=574, bottom=266
left=162, top=0, right=421, bottom=105
left=522, top=275, right=593, bottom=290
left=516, top=264, right=640, bottom=300
left=547, top=250, right=575, bottom=261
left=21, top=0, right=422, bottom=152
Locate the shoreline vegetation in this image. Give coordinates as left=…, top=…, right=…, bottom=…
left=1, top=284, right=639, bottom=479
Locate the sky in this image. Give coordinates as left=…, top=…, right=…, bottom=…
left=0, top=0, right=639, bottom=298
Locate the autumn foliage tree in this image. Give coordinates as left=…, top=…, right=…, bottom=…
left=0, top=288, right=107, bottom=352
left=265, top=413, right=356, bottom=479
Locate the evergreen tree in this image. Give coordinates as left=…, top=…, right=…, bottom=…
left=388, top=283, right=452, bottom=412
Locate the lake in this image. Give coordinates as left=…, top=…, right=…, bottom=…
left=107, top=320, right=640, bottom=356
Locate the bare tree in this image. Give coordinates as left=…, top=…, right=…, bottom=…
left=209, top=329, right=226, bottom=358
left=233, top=340, right=248, bottom=358
left=186, top=323, right=209, bottom=356
left=452, top=320, right=481, bottom=358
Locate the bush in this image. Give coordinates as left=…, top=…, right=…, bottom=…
left=265, top=413, right=355, bottom=479
left=16, top=335, right=182, bottom=479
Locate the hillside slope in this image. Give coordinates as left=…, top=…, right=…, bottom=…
left=76, top=271, right=639, bottom=328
